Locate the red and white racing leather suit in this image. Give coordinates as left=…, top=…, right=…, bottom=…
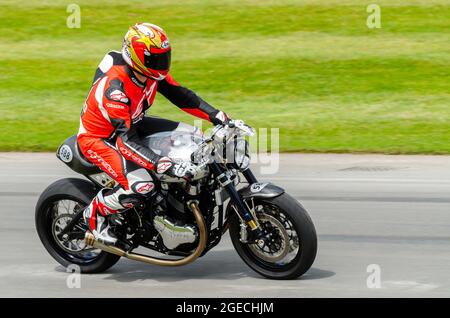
left=78, top=51, right=226, bottom=212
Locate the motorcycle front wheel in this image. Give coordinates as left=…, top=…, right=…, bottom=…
left=229, top=192, right=317, bottom=279
left=35, top=178, right=121, bottom=273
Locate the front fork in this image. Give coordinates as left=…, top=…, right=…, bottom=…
left=210, top=163, right=262, bottom=240
left=242, top=168, right=258, bottom=184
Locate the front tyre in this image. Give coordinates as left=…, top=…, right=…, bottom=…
left=35, top=178, right=121, bottom=273
left=229, top=193, right=317, bottom=279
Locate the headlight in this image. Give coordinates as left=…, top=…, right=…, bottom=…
left=233, top=138, right=250, bottom=170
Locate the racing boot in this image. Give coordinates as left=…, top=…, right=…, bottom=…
left=83, top=189, right=119, bottom=246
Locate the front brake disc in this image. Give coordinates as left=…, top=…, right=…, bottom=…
left=248, top=214, right=290, bottom=263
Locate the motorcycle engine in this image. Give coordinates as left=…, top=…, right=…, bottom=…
left=153, top=215, right=196, bottom=249
left=152, top=181, right=201, bottom=251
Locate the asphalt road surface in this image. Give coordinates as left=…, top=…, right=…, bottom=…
left=0, top=153, right=449, bottom=297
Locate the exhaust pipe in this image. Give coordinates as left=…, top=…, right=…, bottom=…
left=84, top=201, right=207, bottom=266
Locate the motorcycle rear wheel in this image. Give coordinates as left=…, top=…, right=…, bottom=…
left=35, top=178, right=121, bottom=273
left=229, top=192, right=317, bottom=279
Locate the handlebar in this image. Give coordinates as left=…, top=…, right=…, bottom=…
left=190, top=119, right=254, bottom=169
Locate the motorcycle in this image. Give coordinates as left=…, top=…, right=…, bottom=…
left=35, top=120, right=317, bottom=279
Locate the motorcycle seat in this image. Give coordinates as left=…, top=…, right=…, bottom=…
left=57, top=135, right=101, bottom=175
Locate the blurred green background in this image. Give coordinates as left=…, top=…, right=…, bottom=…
left=0, top=0, right=449, bottom=153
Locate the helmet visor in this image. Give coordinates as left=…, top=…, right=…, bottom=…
left=144, top=50, right=171, bottom=71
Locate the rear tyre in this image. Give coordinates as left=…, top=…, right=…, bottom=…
left=35, top=178, right=121, bottom=273
left=229, top=193, right=317, bottom=279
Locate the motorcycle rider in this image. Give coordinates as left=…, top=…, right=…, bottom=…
left=77, top=23, right=229, bottom=245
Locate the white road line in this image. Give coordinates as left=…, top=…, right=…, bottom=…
left=269, top=177, right=450, bottom=184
